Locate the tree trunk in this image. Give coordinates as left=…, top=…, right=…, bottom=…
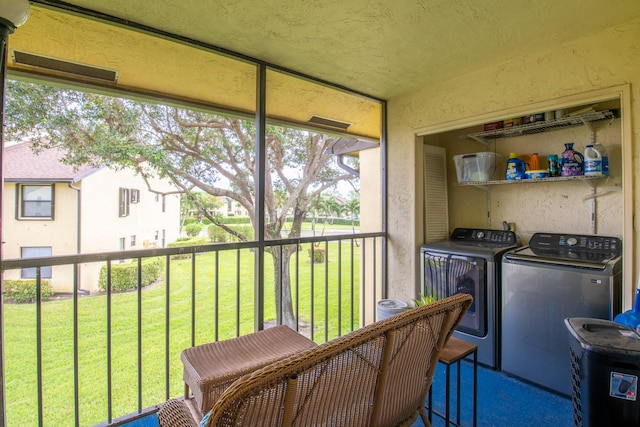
left=268, top=244, right=297, bottom=328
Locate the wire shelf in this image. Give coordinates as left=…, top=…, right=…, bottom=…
left=461, top=110, right=616, bottom=141
left=457, top=174, right=604, bottom=186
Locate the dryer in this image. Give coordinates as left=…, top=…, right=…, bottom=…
left=420, top=227, right=520, bottom=369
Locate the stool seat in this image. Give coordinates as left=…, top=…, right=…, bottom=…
left=182, top=325, right=317, bottom=415
left=439, top=337, right=477, bottom=364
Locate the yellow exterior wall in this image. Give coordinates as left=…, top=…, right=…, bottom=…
left=359, top=147, right=383, bottom=323
left=386, top=17, right=640, bottom=307
left=3, top=182, right=79, bottom=289
left=2, top=167, right=180, bottom=292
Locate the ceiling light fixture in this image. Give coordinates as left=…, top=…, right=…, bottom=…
left=11, top=50, right=120, bottom=83
left=308, top=115, right=352, bottom=131
left=0, top=0, right=29, bottom=32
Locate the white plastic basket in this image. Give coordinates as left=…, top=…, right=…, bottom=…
left=453, top=152, right=501, bottom=182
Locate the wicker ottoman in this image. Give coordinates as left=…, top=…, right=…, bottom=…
left=182, top=325, right=317, bottom=415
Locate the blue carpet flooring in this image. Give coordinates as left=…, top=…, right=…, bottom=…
left=412, top=361, right=573, bottom=427
left=123, top=361, right=573, bottom=427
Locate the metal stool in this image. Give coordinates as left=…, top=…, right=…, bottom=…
left=428, top=336, right=478, bottom=427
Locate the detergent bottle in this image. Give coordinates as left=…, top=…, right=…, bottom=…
left=584, top=144, right=603, bottom=176
left=547, top=154, right=560, bottom=177
left=505, top=152, right=526, bottom=180
left=518, top=153, right=540, bottom=171
left=614, top=275, right=640, bottom=330
left=560, top=143, right=584, bottom=177
left=594, top=143, right=609, bottom=176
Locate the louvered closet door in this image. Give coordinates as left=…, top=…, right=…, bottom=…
left=423, top=145, right=448, bottom=243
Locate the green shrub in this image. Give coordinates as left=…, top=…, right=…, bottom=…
left=4, top=279, right=54, bottom=303
left=168, top=238, right=208, bottom=259
left=182, top=217, right=199, bottom=226
left=221, top=216, right=251, bottom=225
left=208, top=224, right=228, bottom=243
left=184, top=222, right=204, bottom=237
left=308, top=247, right=325, bottom=263
left=98, top=257, right=164, bottom=292
left=300, top=217, right=359, bottom=227
left=168, top=238, right=207, bottom=247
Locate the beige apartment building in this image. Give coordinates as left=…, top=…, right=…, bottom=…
left=2, top=142, right=180, bottom=292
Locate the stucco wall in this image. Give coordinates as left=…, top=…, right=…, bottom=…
left=386, top=17, right=640, bottom=307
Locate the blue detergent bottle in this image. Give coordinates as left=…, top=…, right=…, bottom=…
left=505, top=152, right=526, bottom=180
left=614, top=276, right=640, bottom=330
left=594, top=143, right=609, bottom=176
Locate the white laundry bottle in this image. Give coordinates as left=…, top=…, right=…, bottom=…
left=584, top=145, right=602, bottom=176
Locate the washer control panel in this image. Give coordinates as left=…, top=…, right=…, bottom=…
left=529, top=232, right=621, bottom=257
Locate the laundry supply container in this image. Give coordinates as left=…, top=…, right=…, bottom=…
left=565, top=317, right=640, bottom=426
left=452, top=152, right=500, bottom=182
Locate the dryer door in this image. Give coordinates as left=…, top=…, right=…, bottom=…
left=422, top=251, right=487, bottom=336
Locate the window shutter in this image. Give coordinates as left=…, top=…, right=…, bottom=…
left=423, top=145, right=449, bottom=243
left=50, top=184, right=55, bottom=220
left=119, top=188, right=130, bottom=217
left=14, top=185, right=19, bottom=219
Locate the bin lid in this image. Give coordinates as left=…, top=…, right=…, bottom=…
left=565, top=317, right=640, bottom=356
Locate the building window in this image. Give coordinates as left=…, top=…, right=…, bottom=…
left=130, top=188, right=140, bottom=203
left=154, top=230, right=159, bottom=240
left=130, top=235, right=136, bottom=247
left=162, top=195, right=166, bottom=213
left=119, top=188, right=130, bottom=217
left=19, top=184, right=54, bottom=219
left=21, top=247, right=52, bottom=279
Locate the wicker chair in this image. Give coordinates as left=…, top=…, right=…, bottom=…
left=158, top=293, right=472, bottom=427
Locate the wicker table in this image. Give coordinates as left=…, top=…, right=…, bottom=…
left=181, top=325, right=317, bottom=415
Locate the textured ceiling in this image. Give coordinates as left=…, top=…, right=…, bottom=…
left=43, top=0, right=640, bottom=100
left=7, top=1, right=640, bottom=141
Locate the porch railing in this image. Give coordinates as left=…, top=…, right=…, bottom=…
left=0, top=232, right=385, bottom=426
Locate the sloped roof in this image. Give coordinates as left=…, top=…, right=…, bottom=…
left=3, top=142, right=99, bottom=182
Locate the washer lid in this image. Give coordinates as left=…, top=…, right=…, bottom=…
left=505, top=246, right=618, bottom=270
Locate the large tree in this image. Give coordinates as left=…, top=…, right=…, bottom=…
left=5, top=80, right=357, bottom=327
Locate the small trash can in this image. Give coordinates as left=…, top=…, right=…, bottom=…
left=565, top=317, right=640, bottom=426
left=376, top=299, right=407, bottom=321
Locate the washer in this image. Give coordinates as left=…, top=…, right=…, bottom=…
left=501, top=232, right=622, bottom=396
left=420, top=228, right=520, bottom=369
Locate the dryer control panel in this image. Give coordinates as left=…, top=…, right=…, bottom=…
left=450, top=228, right=518, bottom=246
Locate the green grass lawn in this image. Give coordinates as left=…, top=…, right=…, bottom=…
left=2, top=241, right=361, bottom=426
